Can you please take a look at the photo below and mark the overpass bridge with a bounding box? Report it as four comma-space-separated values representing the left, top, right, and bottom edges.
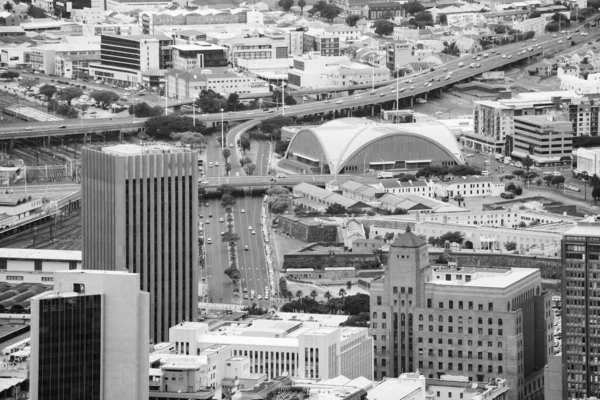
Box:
200, 174, 331, 190
0, 31, 590, 141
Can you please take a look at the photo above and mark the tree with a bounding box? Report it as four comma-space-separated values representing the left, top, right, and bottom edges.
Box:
27, 4, 46, 18
224, 267, 241, 283
543, 175, 553, 186
513, 169, 525, 179
128, 101, 164, 117
196, 89, 228, 114
338, 288, 346, 303
308, 0, 326, 15
270, 199, 289, 214
259, 115, 294, 141
296, 290, 303, 301
90, 90, 120, 109
551, 11, 570, 26
522, 155, 534, 174
19, 78, 37, 90
145, 115, 202, 138
278, 0, 294, 11
0, 70, 18, 80
403, 0, 425, 15
310, 290, 318, 300
298, 0, 306, 14
3, 2, 12, 11
504, 241, 518, 251
227, 93, 241, 112
414, 10, 433, 26
222, 148, 231, 163
56, 104, 79, 119
218, 184, 236, 195
529, 10, 541, 18
321, 4, 341, 21
324, 291, 332, 301
38, 84, 57, 101
384, 232, 395, 242
240, 137, 251, 154
56, 87, 83, 106
545, 22, 560, 32
593, 187, 600, 204
170, 131, 207, 148
221, 193, 236, 207
347, 281, 352, 290
551, 175, 565, 187
225, 163, 232, 176
244, 162, 256, 176
326, 203, 347, 215
591, 174, 600, 189
373, 19, 395, 37
439, 14, 447, 24
240, 156, 252, 166
346, 14, 360, 27
536, 179, 542, 186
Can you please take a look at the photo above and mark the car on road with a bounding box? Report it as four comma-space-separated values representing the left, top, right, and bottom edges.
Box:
354, 94, 361, 98
277, 173, 287, 178
244, 245, 249, 251
207, 238, 212, 244
199, 214, 203, 218
409, 86, 415, 90
265, 294, 269, 300
567, 185, 581, 192
221, 232, 225, 236
229, 143, 234, 148
335, 100, 343, 104
246, 112, 255, 115
208, 213, 212, 217
515, 161, 523, 168
215, 161, 220, 166
209, 162, 213, 167
458, 62, 465, 67
543, 171, 553, 176
248, 226, 253, 230
467, 153, 474, 157
205, 220, 210, 224
59, 125, 67, 128
507, 55, 512, 58
205, 203, 209, 206
252, 230, 256, 235
201, 181, 209, 185
324, 100, 331, 103
501, 192, 516, 199
284, 105, 290, 109
258, 295, 262, 300
552, 171, 562, 177
380, 93, 386, 97
559, 40, 563, 44
219, 217, 224, 222
241, 209, 245, 213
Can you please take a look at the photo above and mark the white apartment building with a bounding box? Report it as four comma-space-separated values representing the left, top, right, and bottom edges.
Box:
29, 43, 100, 75
71, 7, 104, 24
373, 179, 434, 198
288, 54, 389, 89
169, 314, 373, 381
393, 27, 420, 41
0, 249, 81, 285
432, 177, 506, 198
106, 0, 172, 12
576, 147, 600, 176
560, 72, 600, 95
166, 70, 269, 99
446, 12, 485, 25
511, 17, 546, 37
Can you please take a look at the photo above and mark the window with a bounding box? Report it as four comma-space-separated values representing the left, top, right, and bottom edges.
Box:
449, 300, 454, 309
498, 329, 503, 336
419, 314, 423, 321
488, 365, 493, 373
488, 302, 493, 311
373, 312, 377, 319
439, 302, 444, 308
439, 315, 444, 323
459, 301, 463, 309
468, 301, 473, 310
393, 286, 398, 294
427, 299, 432, 308
373, 323, 377, 329
382, 312, 387, 319
498, 342, 503, 348
488, 318, 493, 325
498, 366, 503, 373
498, 319, 503, 326
478, 318, 483, 324
438, 350, 443, 357
0, 259, 6, 270
429, 315, 433, 322
377, 296, 382, 305
498, 353, 503, 361
382, 323, 387, 329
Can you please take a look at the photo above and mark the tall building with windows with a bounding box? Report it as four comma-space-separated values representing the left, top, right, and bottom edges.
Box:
369, 229, 552, 400
29, 270, 149, 400
82, 144, 198, 343
562, 216, 600, 399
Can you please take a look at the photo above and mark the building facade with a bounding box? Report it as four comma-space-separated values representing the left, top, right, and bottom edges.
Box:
562, 216, 600, 399
82, 144, 198, 343
369, 230, 552, 400
30, 270, 149, 400
223, 36, 288, 67
171, 42, 227, 70
303, 31, 341, 57
0, 249, 81, 285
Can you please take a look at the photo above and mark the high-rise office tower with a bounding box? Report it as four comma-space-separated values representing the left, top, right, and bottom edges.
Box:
82, 144, 198, 343
370, 229, 552, 400
30, 270, 149, 400
562, 216, 600, 399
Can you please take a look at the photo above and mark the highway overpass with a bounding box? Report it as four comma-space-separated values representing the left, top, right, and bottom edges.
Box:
0, 30, 592, 141
200, 174, 331, 189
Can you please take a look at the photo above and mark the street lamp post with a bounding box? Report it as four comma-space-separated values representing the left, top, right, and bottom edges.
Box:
282, 82, 286, 116
220, 108, 224, 150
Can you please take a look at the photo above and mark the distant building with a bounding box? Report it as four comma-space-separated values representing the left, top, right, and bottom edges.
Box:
30, 270, 149, 400
53, 0, 103, 19
223, 36, 288, 67
0, 249, 81, 285
165, 69, 269, 99
88, 34, 173, 86
432, 177, 506, 198
366, 1, 404, 20
508, 111, 573, 165
107, 0, 172, 12
139, 9, 260, 35
575, 147, 600, 176
82, 144, 198, 344
370, 230, 552, 400
29, 43, 99, 75
171, 42, 227, 70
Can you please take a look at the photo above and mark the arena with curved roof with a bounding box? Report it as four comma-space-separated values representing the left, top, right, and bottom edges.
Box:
284, 118, 464, 175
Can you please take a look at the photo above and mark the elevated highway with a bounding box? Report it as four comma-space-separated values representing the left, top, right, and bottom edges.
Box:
0, 31, 593, 141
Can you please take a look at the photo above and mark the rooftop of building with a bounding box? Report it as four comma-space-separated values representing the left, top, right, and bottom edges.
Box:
102, 34, 172, 42
367, 374, 425, 400
170, 42, 225, 51
564, 215, 600, 237
0, 195, 40, 207
428, 265, 539, 289
99, 143, 192, 156
391, 229, 425, 248
0, 248, 81, 261
514, 113, 571, 125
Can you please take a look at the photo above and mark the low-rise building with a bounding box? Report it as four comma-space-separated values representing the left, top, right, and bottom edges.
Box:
223, 36, 288, 67
165, 69, 269, 99
0, 249, 81, 285
509, 111, 573, 165
293, 182, 370, 213
366, 1, 404, 20
107, 0, 172, 12
575, 146, 600, 176
54, 53, 101, 79
171, 42, 227, 70
432, 177, 506, 198
168, 315, 373, 381
30, 43, 100, 75
560, 71, 600, 95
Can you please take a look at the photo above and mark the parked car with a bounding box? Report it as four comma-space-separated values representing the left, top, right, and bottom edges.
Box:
501, 192, 516, 199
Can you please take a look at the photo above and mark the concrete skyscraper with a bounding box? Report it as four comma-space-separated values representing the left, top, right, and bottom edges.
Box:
82, 144, 198, 343
30, 270, 149, 400
562, 216, 600, 399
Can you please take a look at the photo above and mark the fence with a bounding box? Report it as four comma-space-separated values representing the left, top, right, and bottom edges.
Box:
526, 184, 597, 206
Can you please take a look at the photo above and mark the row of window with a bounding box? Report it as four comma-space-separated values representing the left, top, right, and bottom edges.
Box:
427, 299, 494, 311
418, 325, 503, 335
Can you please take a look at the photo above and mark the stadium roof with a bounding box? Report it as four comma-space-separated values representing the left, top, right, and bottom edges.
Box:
288, 118, 463, 174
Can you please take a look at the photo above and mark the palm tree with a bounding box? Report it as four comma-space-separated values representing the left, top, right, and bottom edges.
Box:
310, 290, 318, 300
338, 288, 346, 303
324, 291, 332, 302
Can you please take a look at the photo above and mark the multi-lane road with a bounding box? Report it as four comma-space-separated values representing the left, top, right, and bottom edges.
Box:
201, 131, 274, 307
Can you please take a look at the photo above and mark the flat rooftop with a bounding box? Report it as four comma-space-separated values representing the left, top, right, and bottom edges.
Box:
565, 218, 600, 238
0, 248, 81, 261
428, 266, 539, 288
101, 144, 192, 156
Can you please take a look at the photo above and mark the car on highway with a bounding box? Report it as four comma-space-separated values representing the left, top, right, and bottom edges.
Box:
208, 213, 212, 217
215, 161, 220, 166
205, 220, 210, 224
221, 231, 225, 236
201, 180, 209, 185
265, 294, 269, 300
335, 100, 343, 104
209, 162, 213, 167
467, 153, 474, 157
552, 171, 562, 177
244, 294, 248, 299
229, 143, 234, 148
199, 214, 203, 218
567, 185, 581, 192
207, 238, 212, 244
409, 86, 415, 90
219, 217, 224, 222
284, 105, 290, 109
399, 87, 405, 92
246, 112, 255, 115
205, 202, 209, 206
252, 230, 256, 235
508, 55, 512, 58
59, 125, 67, 128
380, 93, 386, 97
258, 294, 262, 300
458, 62, 465, 67
442, 68, 448, 71
241, 209, 245, 213
324, 100, 331, 103
248, 226, 253, 230
354, 94, 361, 98
244, 245, 249, 251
